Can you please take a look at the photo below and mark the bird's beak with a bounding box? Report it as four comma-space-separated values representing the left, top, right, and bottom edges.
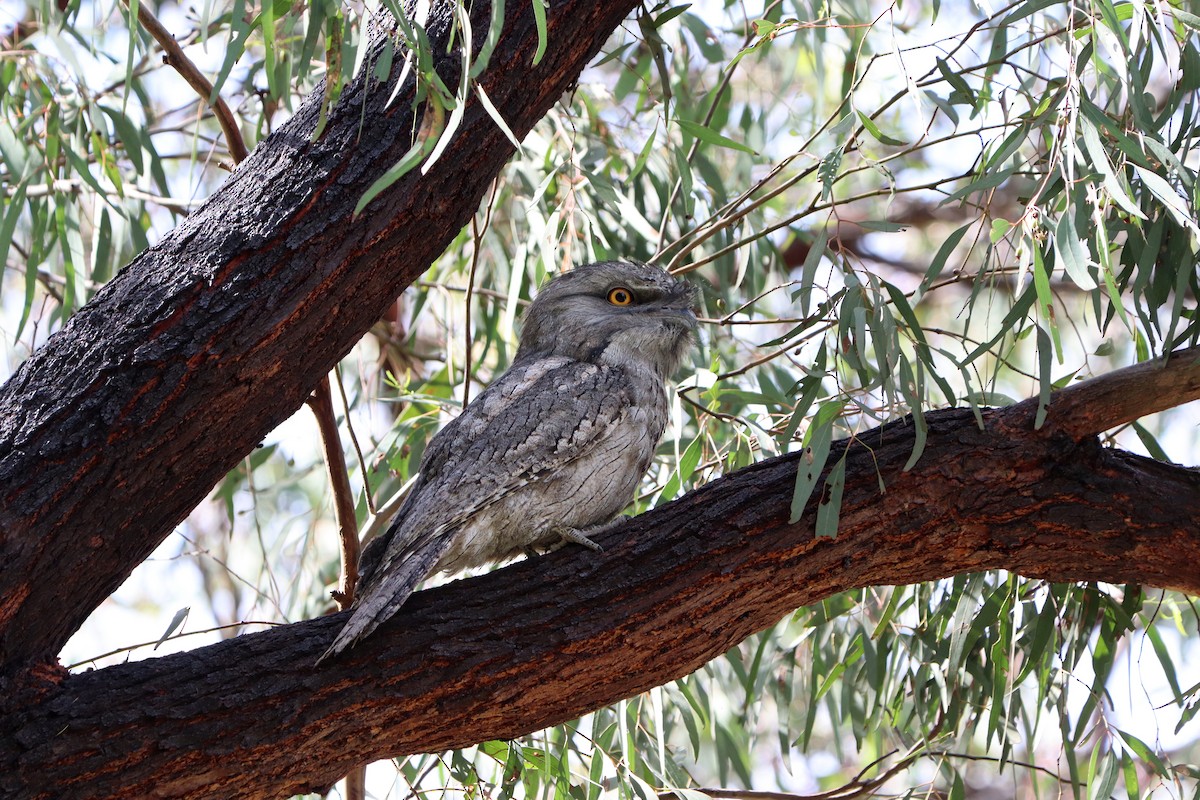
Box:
660, 305, 698, 333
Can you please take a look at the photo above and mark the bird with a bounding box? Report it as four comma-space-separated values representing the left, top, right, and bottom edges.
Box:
318, 260, 698, 662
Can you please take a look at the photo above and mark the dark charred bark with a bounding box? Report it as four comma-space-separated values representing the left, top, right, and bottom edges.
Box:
0, 0, 639, 668
4, 395, 1200, 799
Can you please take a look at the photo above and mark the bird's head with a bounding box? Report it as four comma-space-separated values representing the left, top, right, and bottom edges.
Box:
517, 261, 699, 379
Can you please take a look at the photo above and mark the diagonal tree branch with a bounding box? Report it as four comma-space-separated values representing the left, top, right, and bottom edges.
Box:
0, 0, 642, 669
4, 369, 1198, 797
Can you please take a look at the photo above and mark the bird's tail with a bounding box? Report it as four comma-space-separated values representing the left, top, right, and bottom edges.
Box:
315, 530, 454, 665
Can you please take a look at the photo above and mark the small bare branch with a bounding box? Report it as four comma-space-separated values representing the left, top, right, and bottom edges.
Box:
123, 0, 249, 164
308, 376, 360, 610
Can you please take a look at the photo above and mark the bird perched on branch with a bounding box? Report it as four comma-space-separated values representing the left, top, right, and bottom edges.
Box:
318, 260, 698, 663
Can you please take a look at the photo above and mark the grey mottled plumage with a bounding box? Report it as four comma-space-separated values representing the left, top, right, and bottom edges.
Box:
318, 261, 697, 662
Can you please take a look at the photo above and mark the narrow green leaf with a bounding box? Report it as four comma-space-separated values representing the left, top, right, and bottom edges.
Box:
1117, 730, 1171, 777
814, 456, 845, 537
1078, 116, 1144, 219
918, 222, 970, 296
475, 84, 523, 150
676, 119, 757, 155
871, 587, 906, 640
942, 167, 1017, 204
153, 606, 190, 650
960, 287, 1036, 365
99, 105, 144, 174
654, 3, 692, 27
0, 183, 26, 304
857, 219, 906, 232
658, 435, 704, 501
578, 167, 619, 208
923, 90, 959, 125
935, 57, 974, 102
16, 201, 46, 339
1087, 749, 1119, 800
262, 0, 278, 98
352, 101, 444, 217
530, 0, 547, 66
1130, 421, 1170, 462
1100, 259, 1129, 329
629, 125, 658, 182
856, 110, 906, 146
781, 343, 827, 445
1014, 601, 1056, 685
1135, 165, 1200, 234
210, 0, 250, 103
1032, 241, 1053, 320
789, 400, 839, 523
1034, 325, 1052, 429
373, 35, 395, 82
1054, 209, 1097, 290
61, 145, 110, 200
0, 111, 30, 178
984, 124, 1029, 170
469, 0, 504, 77
1145, 625, 1183, 699
813, 660, 846, 700
54, 201, 75, 318
898, 356, 927, 470
123, 0, 139, 111
947, 575, 983, 671
797, 227, 828, 316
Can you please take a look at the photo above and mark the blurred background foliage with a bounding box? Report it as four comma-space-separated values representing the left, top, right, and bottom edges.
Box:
3, 0, 1200, 796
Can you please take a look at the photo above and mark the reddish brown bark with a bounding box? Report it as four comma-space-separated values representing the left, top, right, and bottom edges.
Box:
3, 386, 1199, 799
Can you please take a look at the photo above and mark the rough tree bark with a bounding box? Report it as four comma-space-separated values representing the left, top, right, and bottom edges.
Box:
0, 0, 640, 668
3, 351, 1200, 799
1, 0, 1199, 796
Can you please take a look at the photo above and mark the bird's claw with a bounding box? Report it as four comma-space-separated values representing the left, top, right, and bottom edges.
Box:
556, 526, 604, 552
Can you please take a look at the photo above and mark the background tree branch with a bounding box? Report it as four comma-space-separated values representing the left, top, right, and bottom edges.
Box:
6, 352, 1199, 799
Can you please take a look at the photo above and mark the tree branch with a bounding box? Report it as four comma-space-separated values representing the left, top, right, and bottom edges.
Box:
5, 386, 1198, 798
0, 0, 642, 669
1033, 345, 1200, 440
307, 375, 360, 609
123, 0, 249, 164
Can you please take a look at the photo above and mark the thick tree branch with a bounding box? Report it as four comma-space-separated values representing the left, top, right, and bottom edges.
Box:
5, 379, 1198, 798
0, 0, 641, 668
1034, 345, 1200, 439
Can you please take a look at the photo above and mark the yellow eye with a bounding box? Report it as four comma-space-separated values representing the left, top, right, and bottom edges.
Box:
607, 287, 634, 306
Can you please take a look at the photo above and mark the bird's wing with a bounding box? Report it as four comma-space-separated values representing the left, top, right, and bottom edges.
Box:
318, 357, 642, 662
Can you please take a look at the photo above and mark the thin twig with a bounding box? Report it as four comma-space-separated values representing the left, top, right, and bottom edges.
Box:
10, 178, 205, 209
307, 376, 360, 610
652, 4, 779, 257
123, 0, 249, 164
66, 620, 285, 668
344, 768, 366, 800
462, 180, 499, 408
334, 364, 375, 515
355, 475, 418, 548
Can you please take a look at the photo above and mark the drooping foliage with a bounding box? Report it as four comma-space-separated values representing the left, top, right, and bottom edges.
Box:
2, 0, 1198, 796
